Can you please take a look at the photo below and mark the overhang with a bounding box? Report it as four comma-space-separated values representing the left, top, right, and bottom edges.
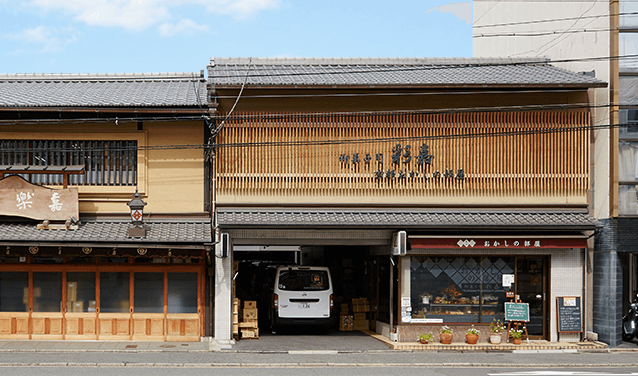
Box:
0, 218, 212, 248
216, 208, 601, 231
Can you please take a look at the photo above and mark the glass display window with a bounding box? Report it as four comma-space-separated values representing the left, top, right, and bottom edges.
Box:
168, 272, 198, 313
410, 256, 514, 323
100, 272, 130, 313
33, 272, 62, 312
134, 272, 164, 313
66, 272, 96, 313
0, 272, 28, 312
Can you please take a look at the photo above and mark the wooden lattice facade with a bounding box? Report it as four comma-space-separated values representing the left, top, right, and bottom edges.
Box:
216, 111, 590, 204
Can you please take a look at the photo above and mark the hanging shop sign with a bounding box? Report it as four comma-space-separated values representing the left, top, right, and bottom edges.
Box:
338, 143, 465, 181
0, 175, 79, 221
410, 237, 587, 249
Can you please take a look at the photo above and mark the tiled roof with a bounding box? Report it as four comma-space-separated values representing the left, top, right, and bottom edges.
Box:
208, 57, 606, 88
0, 218, 211, 245
0, 73, 207, 108
217, 208, 600, 230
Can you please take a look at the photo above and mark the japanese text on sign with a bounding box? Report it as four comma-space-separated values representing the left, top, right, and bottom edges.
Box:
338, 143, 465, 181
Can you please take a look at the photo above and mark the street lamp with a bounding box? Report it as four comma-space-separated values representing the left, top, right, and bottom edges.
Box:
127, 189, 147, 237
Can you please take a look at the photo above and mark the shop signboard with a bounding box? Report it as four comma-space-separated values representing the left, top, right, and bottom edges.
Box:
556, 296, 582, 333
0, 175, 78, 221
504, 302, 530, 322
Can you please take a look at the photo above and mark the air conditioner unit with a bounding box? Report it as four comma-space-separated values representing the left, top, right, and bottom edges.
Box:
392, 231, 407, 256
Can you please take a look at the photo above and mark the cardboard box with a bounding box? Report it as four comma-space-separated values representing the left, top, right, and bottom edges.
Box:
353, 319, 369, 331
88, 300, 96, 312
241, 328, 259, 338
244, 300, 257, 309
72, 301, 84, 312
239, 320, 258, 328
354, 312, 367, 321
243, 308, 258, 320
67, 282, 77, 302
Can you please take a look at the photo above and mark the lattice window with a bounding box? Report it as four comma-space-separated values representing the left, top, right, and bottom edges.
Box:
0, 140, 137, 186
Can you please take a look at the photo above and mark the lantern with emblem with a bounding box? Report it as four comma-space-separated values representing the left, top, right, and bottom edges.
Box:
127, 189, 147, 237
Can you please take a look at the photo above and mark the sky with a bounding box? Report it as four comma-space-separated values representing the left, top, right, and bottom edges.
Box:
0, 1, 472, 75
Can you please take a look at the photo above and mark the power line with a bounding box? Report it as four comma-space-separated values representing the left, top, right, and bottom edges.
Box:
0, 102, 612, 126
2, 118, 629, 154
474, 10, 638, 29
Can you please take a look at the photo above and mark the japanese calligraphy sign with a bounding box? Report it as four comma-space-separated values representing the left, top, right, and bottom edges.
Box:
0, 175, 79, 221
338, 143, 465, 182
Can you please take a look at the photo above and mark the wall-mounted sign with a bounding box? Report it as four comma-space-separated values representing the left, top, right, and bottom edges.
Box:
339, 143, 465, 181
410, 237, 587, 249
0, 175, 79, 221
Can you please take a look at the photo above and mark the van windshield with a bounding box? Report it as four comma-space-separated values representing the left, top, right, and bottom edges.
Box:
277, 270, 330, 291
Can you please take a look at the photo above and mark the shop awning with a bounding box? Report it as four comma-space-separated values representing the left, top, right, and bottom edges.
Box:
0, 217, 212, 248
216, 208, 601, 231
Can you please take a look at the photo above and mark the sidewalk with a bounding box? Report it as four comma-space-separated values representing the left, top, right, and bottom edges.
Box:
0, 331, 613, 353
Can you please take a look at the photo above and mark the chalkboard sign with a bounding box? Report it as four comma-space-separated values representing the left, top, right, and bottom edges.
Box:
557, 296, 582, 333
504, 302, 530, 322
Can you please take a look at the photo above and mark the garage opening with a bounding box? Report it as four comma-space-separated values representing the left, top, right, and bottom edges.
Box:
232, 245, 392, 338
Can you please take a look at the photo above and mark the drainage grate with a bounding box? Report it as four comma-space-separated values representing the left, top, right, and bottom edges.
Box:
125, 345, 138, 349
160, 345, 176, 348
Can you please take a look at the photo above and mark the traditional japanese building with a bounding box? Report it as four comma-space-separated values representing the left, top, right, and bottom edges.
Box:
0, 73, 212, 341
207, 57, 604, 343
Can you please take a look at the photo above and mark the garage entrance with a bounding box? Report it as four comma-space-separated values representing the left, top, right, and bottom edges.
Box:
231, 244, 393, 343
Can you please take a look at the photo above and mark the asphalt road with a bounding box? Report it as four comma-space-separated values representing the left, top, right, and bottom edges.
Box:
0, 366, 637, 376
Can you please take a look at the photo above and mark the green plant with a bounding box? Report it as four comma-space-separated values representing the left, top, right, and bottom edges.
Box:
440, 325, 453, 334
467, 325, 480, 335
489, 319, 504, 333
509, 328, 523, 339
418, 332, 434, 342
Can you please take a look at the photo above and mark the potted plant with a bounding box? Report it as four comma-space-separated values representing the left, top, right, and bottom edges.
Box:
466, 325, 480, 344
418, 332, 434, 344
509, 328, 523, 345
489, 319, 504, 344
440, 325, 453, 344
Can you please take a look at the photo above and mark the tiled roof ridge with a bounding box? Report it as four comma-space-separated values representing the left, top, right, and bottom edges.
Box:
0, 72, 205, 82
210, 57, 550, 66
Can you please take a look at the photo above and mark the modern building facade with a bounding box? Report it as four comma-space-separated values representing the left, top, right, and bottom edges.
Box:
473, 0, 638, 347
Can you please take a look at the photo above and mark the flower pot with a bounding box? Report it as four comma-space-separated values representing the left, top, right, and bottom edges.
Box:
440, 332, 453, 344
489, 333, 502, 344
512, 337, 522, 345
466, 333, 479, 344
419, 339, 429, 344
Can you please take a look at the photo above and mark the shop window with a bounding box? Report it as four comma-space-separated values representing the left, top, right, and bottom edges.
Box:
100, 272, 129, 313
134, 272, 164, 313
0, 272, 28, 312
66, 272, 96, 313
33, 272, 62, 312
168, 273, 197, 314
409, 256, 514, 323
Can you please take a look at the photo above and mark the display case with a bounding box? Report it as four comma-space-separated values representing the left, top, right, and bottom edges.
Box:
409, 256, 513, 323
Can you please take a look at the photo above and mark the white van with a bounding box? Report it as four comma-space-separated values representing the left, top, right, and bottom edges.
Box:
271, 266, 333, 329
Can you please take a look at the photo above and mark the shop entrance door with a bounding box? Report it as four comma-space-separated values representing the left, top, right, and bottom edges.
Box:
516, 257, 548, 339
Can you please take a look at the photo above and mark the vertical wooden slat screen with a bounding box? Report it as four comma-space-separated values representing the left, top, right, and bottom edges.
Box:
216, 111, 590, 200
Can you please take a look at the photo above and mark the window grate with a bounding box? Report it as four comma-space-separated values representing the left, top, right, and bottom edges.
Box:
0, 140, 137, 186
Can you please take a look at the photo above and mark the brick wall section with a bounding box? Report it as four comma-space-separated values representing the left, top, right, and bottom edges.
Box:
593, 218, 623, 347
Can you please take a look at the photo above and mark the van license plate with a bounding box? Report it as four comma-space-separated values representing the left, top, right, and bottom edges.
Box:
298, 303, 311, 309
